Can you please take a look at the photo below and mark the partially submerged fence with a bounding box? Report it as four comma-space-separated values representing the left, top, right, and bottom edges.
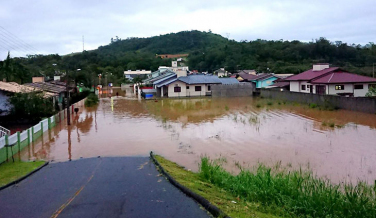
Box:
260, 89, 376, 114
0, 99, 86, 164
211, 83, 255, 97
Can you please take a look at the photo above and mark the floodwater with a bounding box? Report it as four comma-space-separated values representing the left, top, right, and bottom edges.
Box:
19, 88, 376, 184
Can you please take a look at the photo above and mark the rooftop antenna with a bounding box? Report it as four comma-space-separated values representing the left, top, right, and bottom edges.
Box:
82, 35, 84, 51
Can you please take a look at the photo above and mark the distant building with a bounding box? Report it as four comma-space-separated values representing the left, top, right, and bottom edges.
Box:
124, 70, 152, 81
285, 64, 376, 97
214, 68, 228, 77
156, 54, 189, 59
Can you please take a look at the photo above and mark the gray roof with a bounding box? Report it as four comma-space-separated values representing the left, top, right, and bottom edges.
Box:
144, 71, 175, 83
156, 78, 177, 88
177, 75, 222, 84
218, 78, 240, 85
153, 74, 177, 85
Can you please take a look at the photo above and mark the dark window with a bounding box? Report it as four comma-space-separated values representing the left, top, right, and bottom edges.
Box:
174, 87, 181, 92
195, 86, 201, 91
335, 85, 345, 90
301, 85, 306, 90
354, 85, 363, 89
208, 85, 211, 91
186, 86, 189, 89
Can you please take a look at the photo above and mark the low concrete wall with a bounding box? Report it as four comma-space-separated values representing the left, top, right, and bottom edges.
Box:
212, 83, 254, 97
260, 89, 376, 114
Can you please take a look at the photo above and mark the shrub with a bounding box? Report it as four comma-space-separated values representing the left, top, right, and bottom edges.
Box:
8, 92, 55, 120
84, 94, 99, 107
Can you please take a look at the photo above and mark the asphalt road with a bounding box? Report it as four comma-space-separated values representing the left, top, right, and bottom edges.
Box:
0, 157, 211, 218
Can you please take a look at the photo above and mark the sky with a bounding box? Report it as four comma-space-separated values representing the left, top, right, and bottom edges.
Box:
1, 0, 375, 60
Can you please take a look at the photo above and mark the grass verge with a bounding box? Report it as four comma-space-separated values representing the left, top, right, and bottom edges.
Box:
154, 155, 282, 218
0, 161, 45, 187
200, 157, 376, 218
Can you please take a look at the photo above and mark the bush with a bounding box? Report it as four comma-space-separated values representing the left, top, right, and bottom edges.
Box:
84, 94, 99, 107
8, 92, 55, 121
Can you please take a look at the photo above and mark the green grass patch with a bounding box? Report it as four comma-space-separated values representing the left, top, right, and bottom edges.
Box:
200, 157, 376, 218
0, 161, 45, 187
154, 155, 281, 218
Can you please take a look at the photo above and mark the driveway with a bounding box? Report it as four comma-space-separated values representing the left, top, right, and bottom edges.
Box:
0, 157, 210, 218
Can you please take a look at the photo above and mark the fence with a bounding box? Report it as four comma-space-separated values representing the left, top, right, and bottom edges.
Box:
0, 98, 86, 164
260, 89, 376, 114
211, 83, 255, 97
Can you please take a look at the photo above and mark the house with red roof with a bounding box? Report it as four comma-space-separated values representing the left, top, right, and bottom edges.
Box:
285, 64, 376, 97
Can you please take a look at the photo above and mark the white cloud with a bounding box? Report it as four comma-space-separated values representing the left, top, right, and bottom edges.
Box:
1, 0, 375, 59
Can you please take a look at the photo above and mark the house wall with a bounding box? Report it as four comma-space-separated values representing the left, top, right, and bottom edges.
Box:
327, 84, 353, 95
260, 89, 376, 114
0, 90, 10, 113
354, 84, 373, 97
186, 84, 208, 97
168, 81, 187, 97
290, 81, 300, 92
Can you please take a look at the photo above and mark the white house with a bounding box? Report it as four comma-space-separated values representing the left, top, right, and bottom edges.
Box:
286, 64, 376, 97
155, 75, 239, 98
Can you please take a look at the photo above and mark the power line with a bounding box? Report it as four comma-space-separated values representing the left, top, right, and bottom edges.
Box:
0, 26, 41, 53
0, 30, 38, 55
0, 32, 32, 54
0, 38, 29, 57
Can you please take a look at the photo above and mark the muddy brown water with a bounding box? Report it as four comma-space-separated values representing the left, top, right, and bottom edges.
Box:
19, 88, 376, 184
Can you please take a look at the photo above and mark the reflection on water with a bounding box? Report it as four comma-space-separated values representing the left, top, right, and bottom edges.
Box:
19, 88, 376, 184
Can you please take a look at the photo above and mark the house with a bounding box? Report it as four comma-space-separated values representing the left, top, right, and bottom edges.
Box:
236, 72, 278, 88
237, 70, 257, 75
0, 81, 56, 115
285, 64, 376, 97
124, 70, 151, 81
214, 68, 228, 77
156, 75, 225, 97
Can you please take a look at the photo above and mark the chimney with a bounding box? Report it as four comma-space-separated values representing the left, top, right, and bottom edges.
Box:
313, 63, 329, 71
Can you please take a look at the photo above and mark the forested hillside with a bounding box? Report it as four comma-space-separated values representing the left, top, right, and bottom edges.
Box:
1, 30, 375, 86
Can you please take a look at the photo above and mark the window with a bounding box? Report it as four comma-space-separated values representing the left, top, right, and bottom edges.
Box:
301, 85, 306, 90
335, 85, 344, 90
174, 87, 181, 92
354, 85, 363, 90
195, 86, 201, 91
186, 86, 189, 89
208, 85, 211, 91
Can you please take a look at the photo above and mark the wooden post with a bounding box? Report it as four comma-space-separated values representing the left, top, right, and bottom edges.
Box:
5, 135, 8, 161
31, 127, 34, 142
17, 131, 20, 152
48, 117, 51, 130
41, 122, 43, 135
27, 129, 30, 145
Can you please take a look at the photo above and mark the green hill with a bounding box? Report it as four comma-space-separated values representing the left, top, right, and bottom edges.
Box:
2, 30, 376, 86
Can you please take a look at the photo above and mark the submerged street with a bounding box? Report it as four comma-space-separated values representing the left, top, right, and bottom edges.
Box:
17, 88, 376, 184
0, 157, 210, 218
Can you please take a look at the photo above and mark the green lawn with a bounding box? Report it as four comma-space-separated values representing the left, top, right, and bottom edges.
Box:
154, 155, 282, 218
0, 161, 45, 187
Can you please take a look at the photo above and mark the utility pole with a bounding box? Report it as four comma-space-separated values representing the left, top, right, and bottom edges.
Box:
373, 63, 375, 78
82, 35, 84, 52
66, 69, 71, 125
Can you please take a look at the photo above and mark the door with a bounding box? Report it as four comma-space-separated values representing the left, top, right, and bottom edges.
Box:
316, 85, 326, 95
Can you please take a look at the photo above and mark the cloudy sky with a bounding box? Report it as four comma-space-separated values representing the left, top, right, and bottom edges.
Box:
1, 0, 375, 60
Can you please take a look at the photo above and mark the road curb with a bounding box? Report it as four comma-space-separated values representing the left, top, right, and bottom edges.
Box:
0, 161, 49, 191
149, 151, 230, 218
